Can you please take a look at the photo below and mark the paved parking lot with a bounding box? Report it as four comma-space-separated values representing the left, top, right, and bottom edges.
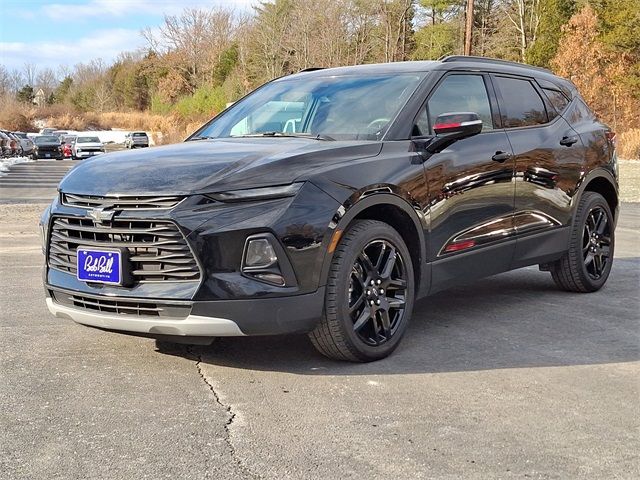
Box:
1, 199, 638, 479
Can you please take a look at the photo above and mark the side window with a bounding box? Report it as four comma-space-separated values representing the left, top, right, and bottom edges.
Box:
494, 76, 548, 128
542, 87, 570, 120
413, 74, 493, 136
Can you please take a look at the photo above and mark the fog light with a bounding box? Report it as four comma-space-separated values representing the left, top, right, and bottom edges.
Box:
254, 273, 285, 286
244, 238, 277, 268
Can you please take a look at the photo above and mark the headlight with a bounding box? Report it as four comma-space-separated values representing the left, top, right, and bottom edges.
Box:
206, 182, 303, 202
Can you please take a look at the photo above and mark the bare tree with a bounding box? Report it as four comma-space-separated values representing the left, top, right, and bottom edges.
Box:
504, 0, 542, 61
23, 63, 38, 87
36, 68, 58, 94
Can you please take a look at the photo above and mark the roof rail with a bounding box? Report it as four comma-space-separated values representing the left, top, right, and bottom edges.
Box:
298, 67, 325, 73
440, 55, 552, 74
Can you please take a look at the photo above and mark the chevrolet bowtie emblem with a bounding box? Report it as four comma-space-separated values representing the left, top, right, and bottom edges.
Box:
88, 207, 115, 224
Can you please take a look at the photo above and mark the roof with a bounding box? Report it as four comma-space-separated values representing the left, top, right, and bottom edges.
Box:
283, 56, 575, 97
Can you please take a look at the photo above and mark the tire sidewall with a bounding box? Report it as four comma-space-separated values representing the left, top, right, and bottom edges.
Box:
574, 193, 615, 290
329, 221, 415, 360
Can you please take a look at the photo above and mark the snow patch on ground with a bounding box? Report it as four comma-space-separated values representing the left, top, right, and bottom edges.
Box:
0, 156, 32, 176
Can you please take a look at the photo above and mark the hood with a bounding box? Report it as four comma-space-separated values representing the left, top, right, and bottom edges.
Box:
58, 137, 382, 196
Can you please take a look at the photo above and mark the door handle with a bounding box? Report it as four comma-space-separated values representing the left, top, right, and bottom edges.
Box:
560, 135, 578, 146
491, 151, 512, 163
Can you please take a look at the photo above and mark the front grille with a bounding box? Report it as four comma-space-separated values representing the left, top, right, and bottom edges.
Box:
51, 290, 191, 318
61, 193, 184, 210
48, 216, 201, 282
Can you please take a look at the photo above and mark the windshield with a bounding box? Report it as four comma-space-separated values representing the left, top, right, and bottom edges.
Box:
77, 136, 100, 143
193, 73, 426, 141
35, 136, 59, 144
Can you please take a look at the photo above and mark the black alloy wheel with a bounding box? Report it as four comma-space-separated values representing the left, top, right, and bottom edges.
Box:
550, 192, 615, 292
348, 239, 408, 346
309, 219, 415, 362
582, 206, 612, 280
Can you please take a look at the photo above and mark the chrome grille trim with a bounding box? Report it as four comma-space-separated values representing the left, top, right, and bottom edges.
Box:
61, 193, 184, 210
48, 216, 201, 282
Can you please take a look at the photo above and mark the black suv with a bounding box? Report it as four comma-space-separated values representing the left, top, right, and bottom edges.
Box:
41, 57, 618, 362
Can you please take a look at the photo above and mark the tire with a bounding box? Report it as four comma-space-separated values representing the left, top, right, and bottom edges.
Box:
309, 219, 415, 362
549, 192, 614, 292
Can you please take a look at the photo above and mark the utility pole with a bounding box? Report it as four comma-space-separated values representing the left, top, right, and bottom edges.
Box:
464, 0, 474, 56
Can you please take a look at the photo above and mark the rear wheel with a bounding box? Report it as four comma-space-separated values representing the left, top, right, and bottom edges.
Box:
309, 220, 415, 362
549, 192, 614, 292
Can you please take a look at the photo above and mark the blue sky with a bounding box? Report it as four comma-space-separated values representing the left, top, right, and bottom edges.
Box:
1, 0, 256, 72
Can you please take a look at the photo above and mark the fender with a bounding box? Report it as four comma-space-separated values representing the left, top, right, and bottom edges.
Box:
572, 166, 619, 226
316, 191, 430, 298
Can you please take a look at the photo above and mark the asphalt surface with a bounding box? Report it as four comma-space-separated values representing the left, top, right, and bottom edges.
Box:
0, 193, 638, 478
0, 160, 75, 204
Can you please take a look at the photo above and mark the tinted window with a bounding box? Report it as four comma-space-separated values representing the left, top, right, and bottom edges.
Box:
542, 88, 569, 119
495, 77, 547, 128
414, 74, 493, 136
198, 73, 425, 141
35, 136, 59, 143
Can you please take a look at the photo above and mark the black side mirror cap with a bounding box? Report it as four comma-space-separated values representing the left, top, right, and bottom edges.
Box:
412, 112, 483, 158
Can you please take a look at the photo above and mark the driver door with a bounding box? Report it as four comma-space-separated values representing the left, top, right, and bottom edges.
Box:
416, 73, 516, 291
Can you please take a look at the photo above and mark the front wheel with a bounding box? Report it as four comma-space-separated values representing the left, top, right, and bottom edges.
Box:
309, 220, 415, 362
549, 192, 614, 292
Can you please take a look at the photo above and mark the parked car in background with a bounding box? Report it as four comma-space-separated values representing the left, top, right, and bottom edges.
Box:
1, 130, 22, 156
32, 135, 62, 160
61, 135, 76, 159
14, 132, 35, 156
53, 131, 69, 141
0, 131, 11, 157
71, 135, 104, 159
7, 132, 23, 156
39, 128, 56, 135
124, 131, 149, 148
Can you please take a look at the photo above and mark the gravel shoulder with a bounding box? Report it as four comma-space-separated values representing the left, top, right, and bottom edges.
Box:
619, 159, 640, 202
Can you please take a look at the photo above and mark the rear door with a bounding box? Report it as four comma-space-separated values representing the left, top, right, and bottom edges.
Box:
491, 74, 583, 267
415, 72, 516, 290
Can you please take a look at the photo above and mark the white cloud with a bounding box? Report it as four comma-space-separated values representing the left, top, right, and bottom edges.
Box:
42, 0, 257, 20
0, 28, 146, 71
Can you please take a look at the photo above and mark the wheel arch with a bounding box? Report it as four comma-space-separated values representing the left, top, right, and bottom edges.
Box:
319, 193, 428, 296
576, 168, 619, 225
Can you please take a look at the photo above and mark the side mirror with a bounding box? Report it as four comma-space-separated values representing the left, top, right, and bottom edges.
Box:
418, 112, 483, 156
433, 112, 483, 138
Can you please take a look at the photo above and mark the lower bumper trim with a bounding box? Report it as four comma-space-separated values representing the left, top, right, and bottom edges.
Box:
46, 298, 246, 337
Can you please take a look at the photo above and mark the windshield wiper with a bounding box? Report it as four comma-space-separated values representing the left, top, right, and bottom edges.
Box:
189, 135, 215, 141
232, 132, 335, 141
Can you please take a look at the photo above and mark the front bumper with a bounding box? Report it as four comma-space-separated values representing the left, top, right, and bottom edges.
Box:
46, 297, 245, 337
43, 182, 338, 338
75, 151, 103, 158
34, 150, 62, 159
46, 286, 325, 337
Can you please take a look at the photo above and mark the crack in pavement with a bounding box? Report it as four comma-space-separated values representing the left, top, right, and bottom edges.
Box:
188, 346, 261, 480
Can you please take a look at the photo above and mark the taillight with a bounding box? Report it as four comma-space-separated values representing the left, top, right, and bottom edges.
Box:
606, 131, 616, 147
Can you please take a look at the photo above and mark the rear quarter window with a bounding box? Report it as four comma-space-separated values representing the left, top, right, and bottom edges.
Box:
542, 88, 570, 120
